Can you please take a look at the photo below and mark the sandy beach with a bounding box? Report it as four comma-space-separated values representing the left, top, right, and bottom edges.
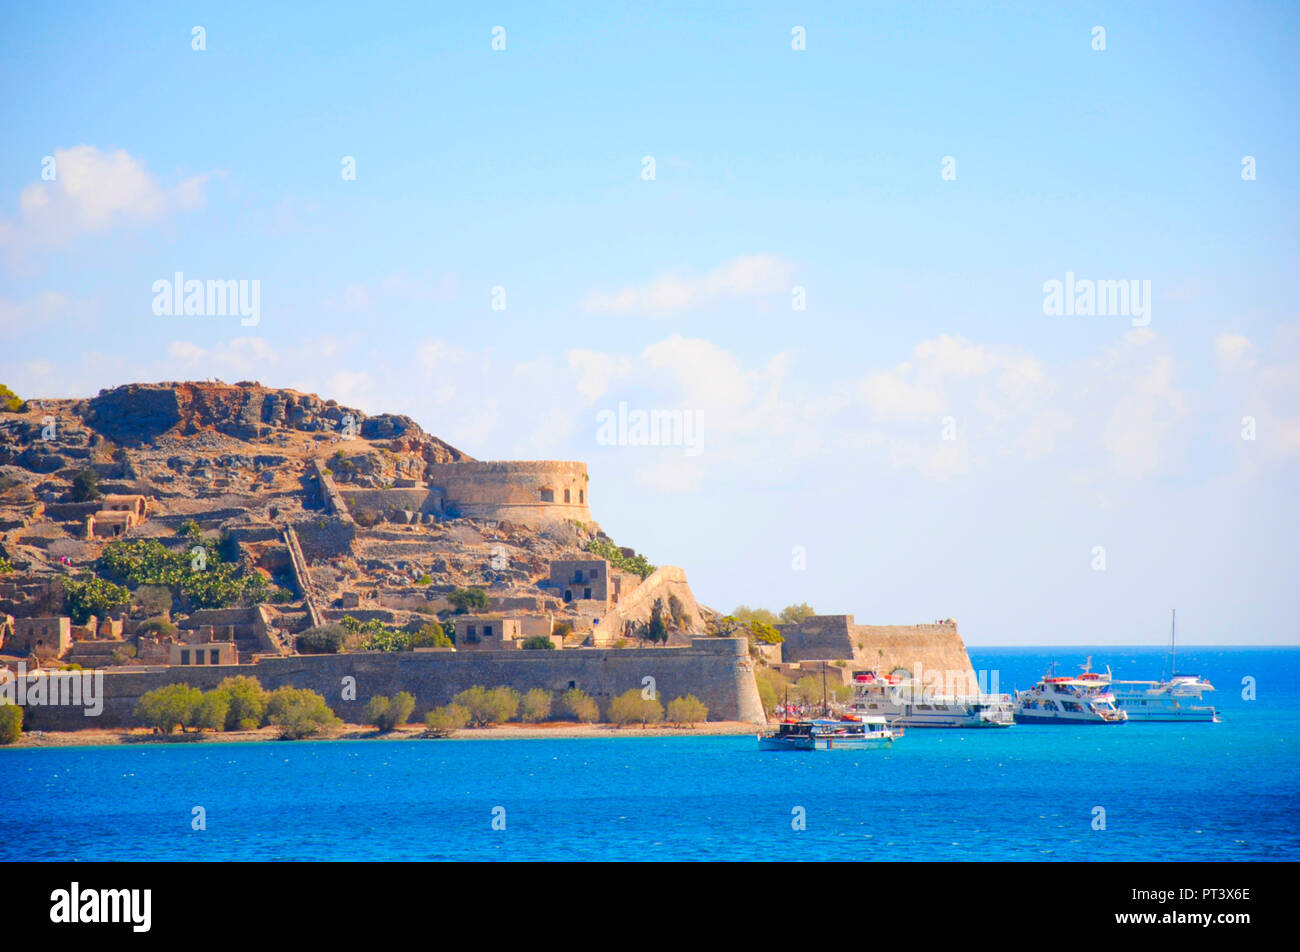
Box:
4, 720, 764, 749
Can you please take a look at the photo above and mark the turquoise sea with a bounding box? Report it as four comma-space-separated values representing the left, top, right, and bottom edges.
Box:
2, 647, 1297, 861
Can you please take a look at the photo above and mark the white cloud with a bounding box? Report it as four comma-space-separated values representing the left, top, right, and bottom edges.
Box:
1214, 333, 1256, 372
581, 254, 796, 315
165, 337, 279, 379
0, 146, 208, 264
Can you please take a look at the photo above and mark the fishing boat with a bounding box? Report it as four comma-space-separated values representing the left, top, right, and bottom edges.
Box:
1111, 610, 1219, 722
758, 716, 897, 751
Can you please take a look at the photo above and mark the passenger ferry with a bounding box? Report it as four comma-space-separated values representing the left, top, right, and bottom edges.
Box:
1111, 611, 1219, 722
1013, 661, 1127, 724
758, 716, 897, 751
847, 673, 1015, 728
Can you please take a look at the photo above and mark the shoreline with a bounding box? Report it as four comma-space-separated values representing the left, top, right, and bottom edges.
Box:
3, 720, 765, 749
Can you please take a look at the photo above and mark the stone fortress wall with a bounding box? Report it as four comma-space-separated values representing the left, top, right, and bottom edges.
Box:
421, 461, 592, 525
17, 637, 766, 730
780, 615, 981, 693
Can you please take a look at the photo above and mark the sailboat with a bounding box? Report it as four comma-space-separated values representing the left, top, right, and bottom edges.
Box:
1111, 610, 1220, 722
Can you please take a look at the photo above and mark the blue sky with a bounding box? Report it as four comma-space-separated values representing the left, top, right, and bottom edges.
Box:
2, 2, 1298, 644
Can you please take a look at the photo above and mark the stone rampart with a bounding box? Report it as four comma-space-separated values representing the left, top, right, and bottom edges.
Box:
422, 460, 591, 525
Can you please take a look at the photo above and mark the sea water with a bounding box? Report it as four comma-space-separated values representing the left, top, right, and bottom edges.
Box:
2, 647, 1296, 861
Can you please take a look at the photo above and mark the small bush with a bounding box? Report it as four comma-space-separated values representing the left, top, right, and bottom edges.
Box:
608, 689, 664, 727
136, 617, 178, 639
365, 691, 416, 732
70, 468, 100, 502
411, 622, 453, 648
424, 703, 469, 734
447, 587, 490, 614
452, 685, 520, 726
520, 689, 552, 722
296, 623, 348, 654
266, 686, 340, 739
135, 683, 203, 734
0, 704, 22, 744
562, 688, 599, 723
133, 585, 174, 617
521, 635, 555, 650
667, 695, 709, 727
213, 676, 268, 731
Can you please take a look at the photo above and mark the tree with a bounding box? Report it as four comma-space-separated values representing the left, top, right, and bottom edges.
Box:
754, 667, 789, 715
779, 603, 816, 625
667, 695, 709, 727
447, 587, 489, 614
521, 635, 555, 650
424, 703, 469, 735
70, 468, 100, 502
0, 704, 21, 744
133, 584, 174, 616
194, 690, 230, 731
644, 599, 669, 644
266, 687, 340, 739
135, 684, 203, 734
749, 620, 784, 645
213, 676, 267, 731
732, 605, 778, 627
608, 689, 664, 727
365, 691, 415, 732
136, 617, 178, 639
562, 688, 599, 723
520, 689, 552, 722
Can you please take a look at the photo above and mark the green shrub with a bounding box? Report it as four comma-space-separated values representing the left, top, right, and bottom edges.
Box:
136, 617, 178, 639
0, 704, 22, 744
194, 691, 230, 731
62, 575, 130, 625
562, 689, 599, 723
754, 667, 788, 715
266, 687, 340, 739
133, 584, 174, 616
296, 623, 348, 654
424, 703, 469, 734
0, 383, 24, 413
608, 689, 664, 727
447, 587, 489, 614
135, 683, 203, 734
667, 695, 709, 726
583, 538, 655, 579
520, 689, 552, 722
411, 623, 453, 648
70, 468, 100, 502
211, 676, 268, 731
452, 685, 521, 727
365, 691, 416, 732
521, 635, 555, 650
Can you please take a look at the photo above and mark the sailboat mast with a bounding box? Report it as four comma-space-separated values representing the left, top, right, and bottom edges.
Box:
1170, 608, 1177, 678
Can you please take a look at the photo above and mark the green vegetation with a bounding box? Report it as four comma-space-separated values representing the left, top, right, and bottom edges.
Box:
424, 703, 469, 734
136, 617, 178, 639
779, 603, 816, 625
562, 688, 599, 723
365, 691, 415, 732
340, 614, 417, 652
132, 584, 174, 616
447, 587, 489, 614
608, 689, 664, 727
754, 667, 789, 715
193, 691, 230, 731
0, 383, 23, 413
266, 686, 340, 739
70, 468, 100, 502
95, 534, 274, 611
62, 575, 131, 624
296, 623, 348, 654
520, 688, 553, 722
583, 538, 655, 580
452, 686, 521, 727
134, 683, 204, 734
211, 676, 268, 731
667, 694, 709, 727
411, 622, 453, 648
0, 704, 22, 744
521, 635, 556, 650
0, 555, 15, 575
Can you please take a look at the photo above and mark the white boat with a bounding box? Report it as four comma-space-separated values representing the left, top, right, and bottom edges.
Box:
1013, 660, 1127, 724
1112, 610, 1219, 722
758, 716, 897, 751
847, 673, 1015, 728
